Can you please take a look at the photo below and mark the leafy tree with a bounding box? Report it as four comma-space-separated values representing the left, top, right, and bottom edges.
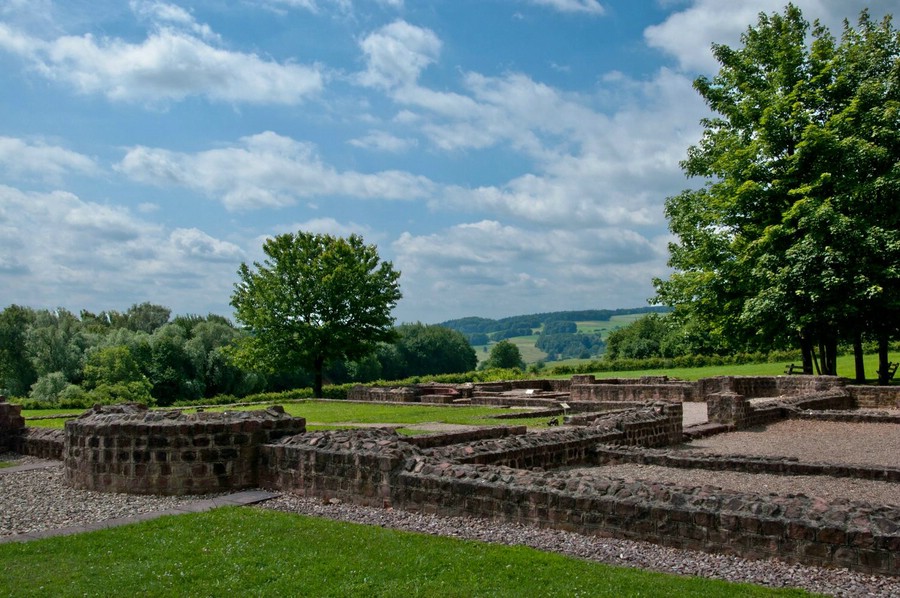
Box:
29, 372, 72, 403
231, 232, 402, 397
0, 305, 37, 396
124, 302, 171, 334
82, 345, 153, 405
542, 321, 577, 335
25, 308, 88, 382
605, 314, 684, 360
483, 340, 525, 370
394, 323, 476, 377
654, 5, 900, 377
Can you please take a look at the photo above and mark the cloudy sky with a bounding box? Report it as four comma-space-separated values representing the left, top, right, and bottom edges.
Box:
0, 0, 892, 324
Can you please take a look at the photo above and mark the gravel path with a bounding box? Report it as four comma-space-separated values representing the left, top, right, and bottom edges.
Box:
0, 461, 226, 538
683, 419, 900, 468
0, 457, 897, 596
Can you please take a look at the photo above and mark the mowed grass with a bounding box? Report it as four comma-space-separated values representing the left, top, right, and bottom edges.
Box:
23, 402, 536, 431
0, 507, 812, 597
579, 351, 900, 382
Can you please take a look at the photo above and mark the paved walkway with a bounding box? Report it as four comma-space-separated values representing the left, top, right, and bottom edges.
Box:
0, 460, 278, 544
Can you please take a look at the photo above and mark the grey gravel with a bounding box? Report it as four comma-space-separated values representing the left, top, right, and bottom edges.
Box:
0, 462, 225, 537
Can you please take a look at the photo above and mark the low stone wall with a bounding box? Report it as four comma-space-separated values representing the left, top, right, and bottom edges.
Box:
570, 383, 694, 403
708, 390, 852, 429
594, 444, 900, 483
847, 385, 900, 409
14, 427, 64, 461
394, 462, 900, 575
259, 428, 420, 507
404, 426, 527, 449
697, 376, 844, 400
64, 404, 305, 495
0, 396, 25, 452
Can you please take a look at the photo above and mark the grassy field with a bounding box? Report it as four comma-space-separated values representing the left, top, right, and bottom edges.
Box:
0, 506, 811, 597
473, 314, 646, 366
23, 402, 538, 431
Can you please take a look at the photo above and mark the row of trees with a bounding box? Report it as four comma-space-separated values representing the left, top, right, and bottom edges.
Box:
654, 5, 900, 383
0, 302, 480, 405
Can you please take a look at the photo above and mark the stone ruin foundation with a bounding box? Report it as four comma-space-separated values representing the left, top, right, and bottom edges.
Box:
2, 376, 900, 576
63, 403, 306, 495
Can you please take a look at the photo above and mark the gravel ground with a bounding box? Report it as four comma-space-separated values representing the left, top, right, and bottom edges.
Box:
0, 460, 225, 538
683, 419, 900, 468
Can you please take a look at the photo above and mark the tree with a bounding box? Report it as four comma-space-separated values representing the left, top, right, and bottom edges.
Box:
483, 340, 525, 370
231, 232, 402, 397
0, 305, 37, 396
25, 308, 88, 382
124, 302, 171, 334
654, 5, 900, 377
394, 323, 477, 377
82, 345, 153, 405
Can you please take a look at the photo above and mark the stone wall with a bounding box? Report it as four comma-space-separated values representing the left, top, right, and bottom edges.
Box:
570, 383, 695, 403
64, 404, 305, 495
697, 376, 844, 400
259, 428, 420, 507
15, 427, 64, 460
0, 396, 25, 452
708, 390, 853, 429
404, 426, 527, 449
394, 461, 900, 575
847, 385, 900, 409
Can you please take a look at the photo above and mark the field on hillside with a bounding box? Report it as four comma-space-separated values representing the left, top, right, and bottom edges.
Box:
472, 313, 645, 366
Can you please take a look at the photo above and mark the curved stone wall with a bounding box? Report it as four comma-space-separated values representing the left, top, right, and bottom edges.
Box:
64, 403, 305, 495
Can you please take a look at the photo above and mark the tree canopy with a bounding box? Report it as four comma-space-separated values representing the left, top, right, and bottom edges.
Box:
230, 232, 402, 397
654, 4, 900, 380
483, 340, 526, 370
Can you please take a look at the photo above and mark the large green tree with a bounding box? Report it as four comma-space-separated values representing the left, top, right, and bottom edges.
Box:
231, 232, 402, 397
654, 5, 899, 378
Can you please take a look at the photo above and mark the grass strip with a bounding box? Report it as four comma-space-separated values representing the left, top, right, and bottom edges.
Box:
0, 507, 814, 597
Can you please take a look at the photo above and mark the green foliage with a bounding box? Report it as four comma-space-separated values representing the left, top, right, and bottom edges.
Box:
483, 340, 526, 370
28, 372, 73, 403
654, 6, 900, 374
25, 308, 89, 382
0, 305, 37, 396
393, 323, 477, 377
605, 313, 686, 360
535, 332, 604, 361
82, 346, 153, 405
230, 232, 402, 397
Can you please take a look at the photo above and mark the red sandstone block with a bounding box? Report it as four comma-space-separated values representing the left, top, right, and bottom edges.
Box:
858, 550, 889, 572
759, 520, 785, 538
800, 541, 832, 559
817, 527, 848, 545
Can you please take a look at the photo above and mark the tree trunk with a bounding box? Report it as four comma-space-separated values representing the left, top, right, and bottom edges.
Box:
313, 354, 324, 398
853, 334, 866, 383
800, 332, 815, 375
878, 336, 890, 386
821, 335, 838, 376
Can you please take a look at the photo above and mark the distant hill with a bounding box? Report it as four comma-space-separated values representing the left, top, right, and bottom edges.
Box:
439, 307, 670, 364
438, 307, 668, 335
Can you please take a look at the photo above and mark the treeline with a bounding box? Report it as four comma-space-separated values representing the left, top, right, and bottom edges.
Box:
0, 304, 477, 407
440, 307, 666, 361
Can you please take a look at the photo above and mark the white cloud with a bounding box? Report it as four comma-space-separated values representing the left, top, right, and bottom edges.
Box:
130, 0, 220, 42
349, 130, 418, 153
0, 184, 246, 314
645, 0, 897, 74
527, 0, 605, 15
117, 131, 435, 210
0, 20, 323, 105
0, 137, 98, 183
357, 20, 441, 89
392, 221, 667, 321
290, 217, 373, 238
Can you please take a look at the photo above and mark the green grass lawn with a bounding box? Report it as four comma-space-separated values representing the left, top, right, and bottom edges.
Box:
0, 507, 813, 597
24, 402, 537, 431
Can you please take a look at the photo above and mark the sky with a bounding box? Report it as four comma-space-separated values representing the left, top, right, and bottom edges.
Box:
0, 0, 894, 324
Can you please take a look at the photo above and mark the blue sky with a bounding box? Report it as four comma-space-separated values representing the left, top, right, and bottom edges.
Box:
0, 0, 893, 324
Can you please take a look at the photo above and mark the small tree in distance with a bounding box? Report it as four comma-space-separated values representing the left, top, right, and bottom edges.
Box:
484, 340, 526, 370
230, 232, 402, 397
